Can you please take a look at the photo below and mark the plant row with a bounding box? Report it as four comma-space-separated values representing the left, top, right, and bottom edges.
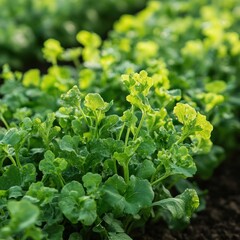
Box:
0, 0, 239, 239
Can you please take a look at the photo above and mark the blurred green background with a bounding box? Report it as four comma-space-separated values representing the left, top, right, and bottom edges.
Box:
0, 0, 147, 69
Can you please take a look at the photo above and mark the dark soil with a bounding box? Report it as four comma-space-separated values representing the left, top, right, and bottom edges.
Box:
138, 153, 240, 240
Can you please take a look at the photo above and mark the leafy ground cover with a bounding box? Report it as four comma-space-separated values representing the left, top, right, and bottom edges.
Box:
0, 0, 239, 239
0, 72, 208, 239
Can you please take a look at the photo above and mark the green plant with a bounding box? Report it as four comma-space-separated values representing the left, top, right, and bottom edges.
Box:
0, 1, 239, 238
0, 70, 213, 239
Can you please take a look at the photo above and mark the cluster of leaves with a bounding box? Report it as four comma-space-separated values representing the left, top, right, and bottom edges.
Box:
104, 0, 240, 154
57, 0, 239, 178
0, 71, 211, 239
0, 0, 147, 68
0, 0, 239, 239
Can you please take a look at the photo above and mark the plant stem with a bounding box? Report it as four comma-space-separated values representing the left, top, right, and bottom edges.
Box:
112, 157, 118, 174
3, 146, 16, 166
118, 123, 125, 140
151, 173, 170, 186
14, 148, 22, 168
134, 111, 145, 140
78, 105, 89, 125
123, 163, 129, 183
125, 127, 131, 147
58, 174, 66, 188
7, 154, 17, 166
0, 116, 10, 129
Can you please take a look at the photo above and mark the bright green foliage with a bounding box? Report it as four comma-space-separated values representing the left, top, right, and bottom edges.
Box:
42, 39, 64, 65
59, 181, 97, 225
85, 93, 107, 111
22, 69, 41, 87
76, 31, 102, 48
174, 103, 213, 141
0, 0, 239, 238
0, 80, 207, 239
104, 0, 240, 152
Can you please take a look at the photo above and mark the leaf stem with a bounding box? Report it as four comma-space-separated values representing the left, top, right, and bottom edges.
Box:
7, 154, 17, 166
78, 105, 89, 125
125, 127, 131, 147
134, 111, 145, 140
123, 163, 129, 184
58, 174, 66, 188
151, 173, 170, 186
14, 148, 22, 168
0, 116, 10, 129
3, 146, 16, 166
118, 122, 125, 140
113, 158, 118, 175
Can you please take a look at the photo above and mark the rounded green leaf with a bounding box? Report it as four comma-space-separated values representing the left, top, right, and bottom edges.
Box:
84, 93, 106, 111
7, 199, 40, 232
173, 103, 196, 124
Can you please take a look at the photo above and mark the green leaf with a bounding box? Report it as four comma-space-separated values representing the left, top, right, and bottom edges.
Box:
103, 214, 125, 233
153, 189, 199, 229
43, 224, 64, 240
122, 71, 153, 97
137, 135, 156, 158
58, 135, 77, 153
103, 175, 154, 216
108, 232, 133, 240
204, 93, 224, 112
100, 115, 120, 135
105, 175, 127, 196
69, 232, 83, 240
84, 93, 107, 111
21, 117, 33, 131
59, 181, 97, 225
61, 85, 81, 107
42, 39, 63, 64
59, 181, 85, 223
0, 165, 21, 190
205, 80, 227, 93
113, 152, 129, 167
6, 199, 39, 232
82, 172, 102, 195
126, 95, 144, 110
102, 175, 127, 215
25, 182, 58, 207
121, 109, 138, 128
76, 31, 101, 48
79, 69, 96, 90
22, 69, 40, 87
173, 103, 213, 140
173, 103, 196, 125
77, 197, 97, 226
124, 176, 154, 215
89, 138, 124, 158
8, 186, 22, 199
136, 160, 156, 179
1, 128, 26, 147
20, 163, 37, 188
170, 145, 196, 178
195, 113, 213, 139
39, 150, 68, 176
